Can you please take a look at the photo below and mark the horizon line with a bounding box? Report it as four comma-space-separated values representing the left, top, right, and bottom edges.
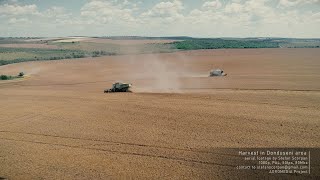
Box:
1, 36, 320, 40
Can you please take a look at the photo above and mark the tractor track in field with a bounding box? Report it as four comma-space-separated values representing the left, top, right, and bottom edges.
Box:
0, 80, 109, 87
0, 131, 238, 167
0, 130, 237, 158
1, 133, 314, 178
1, 92, 318, 111
0, 107, 61, 127
2, 80, 320, 92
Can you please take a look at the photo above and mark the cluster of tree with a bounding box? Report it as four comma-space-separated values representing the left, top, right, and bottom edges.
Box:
0, 72, 24, 80
171, 39, 280, 50
102, 36, 193, 41
92, 51, 117, 57
0, 75, 13, 80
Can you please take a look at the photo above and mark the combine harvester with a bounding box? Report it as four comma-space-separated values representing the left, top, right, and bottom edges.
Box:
104, 82, 132, 93
209, 69, 227, 77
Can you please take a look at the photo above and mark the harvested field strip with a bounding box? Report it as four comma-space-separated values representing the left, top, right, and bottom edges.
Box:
0, 131, 237, 167
1, 80, 109, 87
4, 79, 320, 92
0, 107, 61, 127
0, 130, 236, 157
183, 87, 320, 92
0, 44, 59, 49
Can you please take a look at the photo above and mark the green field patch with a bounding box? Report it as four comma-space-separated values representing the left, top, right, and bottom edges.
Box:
51, 41, 176, 54
52, 41, 120, 52
0, 52, 38, 61
0, 47, 88, 66
279, 40, 320, 48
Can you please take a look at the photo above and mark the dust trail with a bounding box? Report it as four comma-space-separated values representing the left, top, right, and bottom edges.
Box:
104, 47, 212, 93
18, 63, 44, 76
0, 62, 44, 77
127, 53, 196, 93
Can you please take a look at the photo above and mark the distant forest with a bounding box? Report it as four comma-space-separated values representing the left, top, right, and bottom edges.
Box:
170, 39, 279, 50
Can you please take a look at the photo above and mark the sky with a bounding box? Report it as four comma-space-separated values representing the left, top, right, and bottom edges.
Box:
0, 0, 319, 37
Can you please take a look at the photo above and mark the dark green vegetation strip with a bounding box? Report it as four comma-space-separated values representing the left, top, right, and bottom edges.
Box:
0, 74, 23, 81
170, 39, 280, 50
170, 38, 320, 50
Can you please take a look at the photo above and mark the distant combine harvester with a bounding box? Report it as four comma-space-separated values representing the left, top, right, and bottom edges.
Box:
209, 69, 227, 77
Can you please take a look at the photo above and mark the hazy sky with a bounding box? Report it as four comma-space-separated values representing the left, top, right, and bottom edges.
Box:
0, 0, 319, 37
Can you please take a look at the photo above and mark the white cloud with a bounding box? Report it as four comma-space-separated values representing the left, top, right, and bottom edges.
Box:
141, 0, 183, 18
0, 3, 39, 16
8, 17, 30, 24
80, 0, 137, 24
225, 2, 243, 13
279, 0, 320, 7
311, 12, 320, 22
44, 7, 66, 17
0, 0, 319, 37
202, 0, 222, 9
